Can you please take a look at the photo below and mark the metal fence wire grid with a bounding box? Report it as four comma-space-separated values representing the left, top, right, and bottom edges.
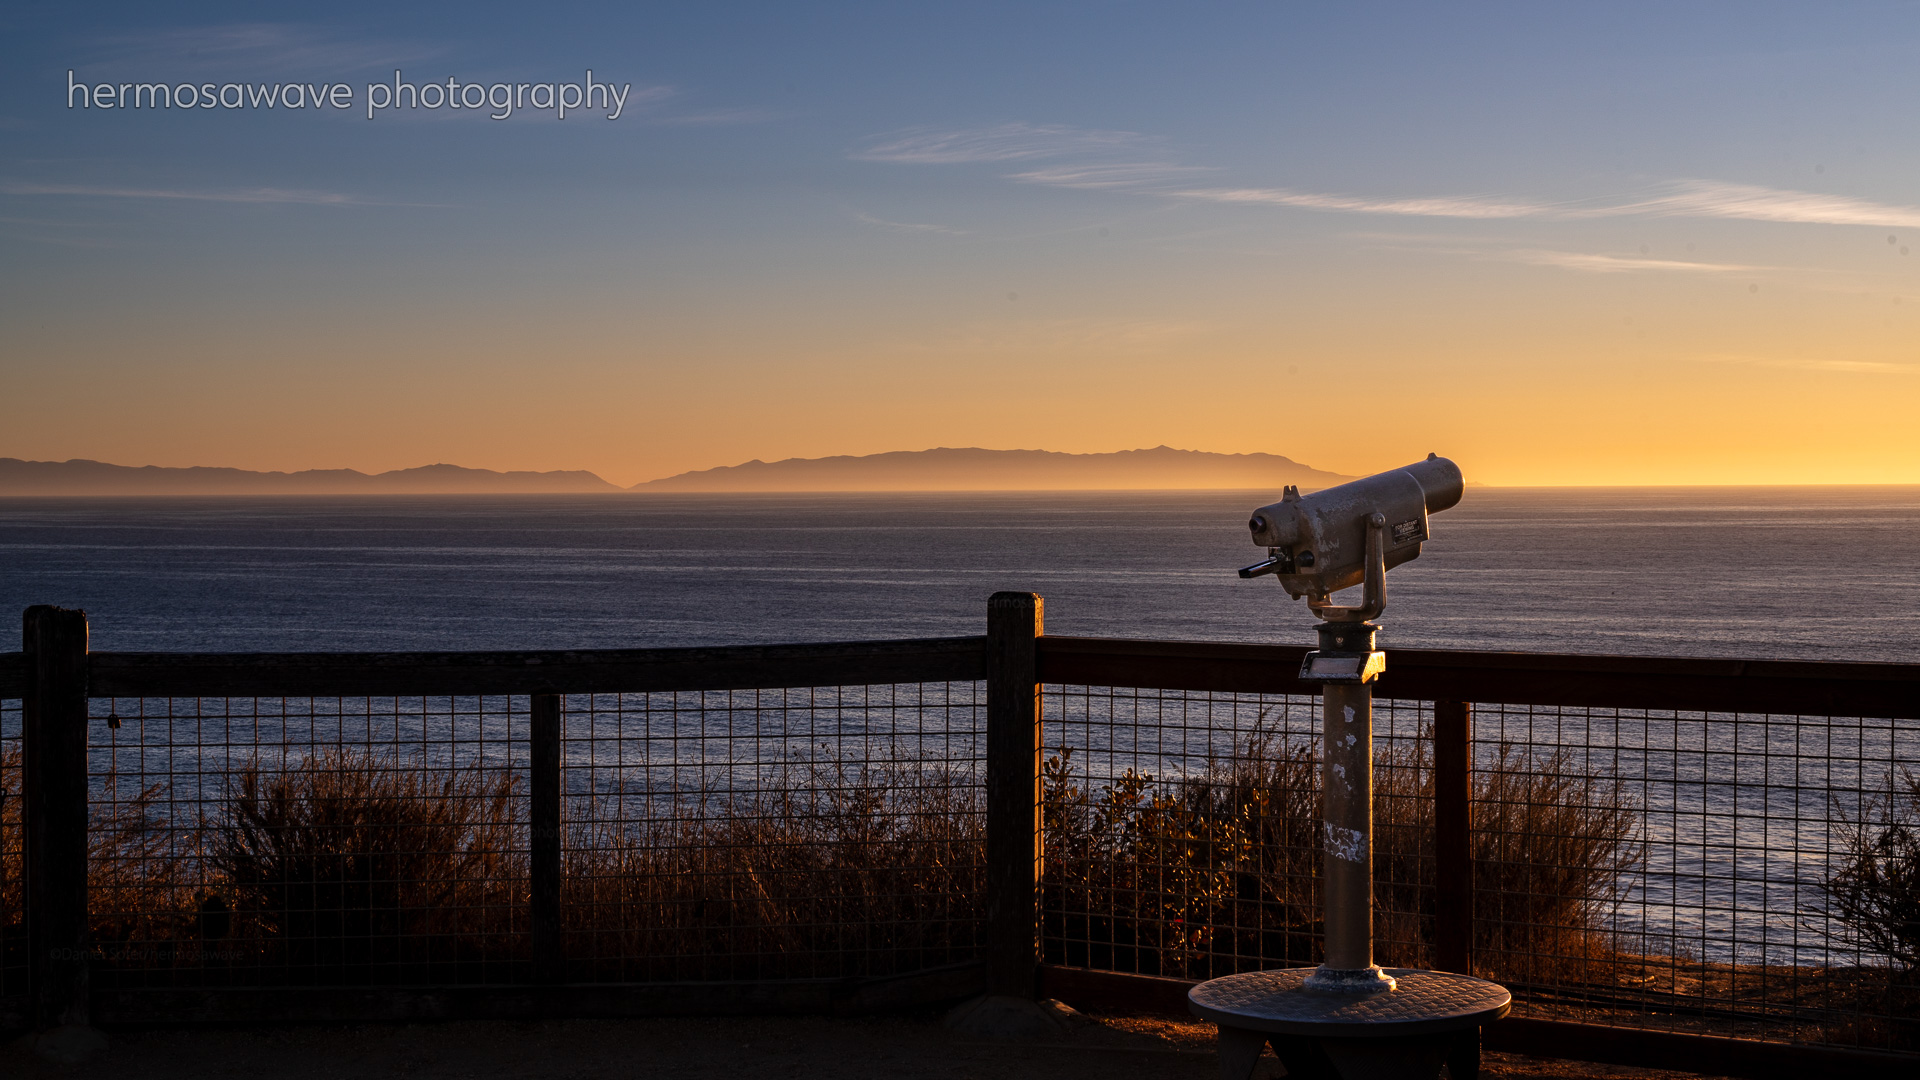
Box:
3, 602, 1917, 1072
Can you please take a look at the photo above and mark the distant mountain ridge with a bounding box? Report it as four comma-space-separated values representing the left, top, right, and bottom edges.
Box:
0, 447, 1354, 495
0, 459, 622, 495
631, 446, 1353, 492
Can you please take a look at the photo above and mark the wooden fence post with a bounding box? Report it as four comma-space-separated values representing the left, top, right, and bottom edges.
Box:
23, 605, 91, 1030
1434, 699, 1478, 1079
530, 693, 562, 984
985, 592, 1043, 998
1433, 700, 1473, 975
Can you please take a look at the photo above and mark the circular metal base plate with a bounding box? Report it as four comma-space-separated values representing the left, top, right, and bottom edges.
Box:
1188, 968, 1511, 1038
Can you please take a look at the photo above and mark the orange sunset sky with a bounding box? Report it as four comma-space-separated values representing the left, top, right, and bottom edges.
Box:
4, 5, 1918, 488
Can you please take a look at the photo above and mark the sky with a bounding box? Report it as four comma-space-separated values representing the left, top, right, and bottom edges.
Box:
2, 2, 1918, 487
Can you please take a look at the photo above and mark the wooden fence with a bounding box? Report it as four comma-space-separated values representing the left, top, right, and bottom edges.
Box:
2, 596, 1917, 1079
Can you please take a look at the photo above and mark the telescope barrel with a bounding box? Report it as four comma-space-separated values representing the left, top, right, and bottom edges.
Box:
1401, 454, 1465, 514
1246, 454, 1461, 603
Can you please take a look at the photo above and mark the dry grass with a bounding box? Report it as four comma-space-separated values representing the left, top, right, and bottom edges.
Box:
1041, 722, 1642, 985
88, 775, 199, 968
1470, 741, 1644, 986
1820, 768, 1920, 969
1, 744, 21, 990
7, 720, 1883, 1048
1809, 766, 1920, 1050
0, 722, 1902, 1051
68, 749, 979, 986
75, 749, 525, 986
559, 759, 984, 982
206, 749, 524, 982
20, 732, 1638, 989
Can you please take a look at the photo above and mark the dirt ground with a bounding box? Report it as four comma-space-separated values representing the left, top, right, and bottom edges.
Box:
1, 1010, 1741, 1080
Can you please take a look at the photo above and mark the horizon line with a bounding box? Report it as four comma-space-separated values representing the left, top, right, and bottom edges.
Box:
4, 454, 1914, 491
6, 482, 1920, 495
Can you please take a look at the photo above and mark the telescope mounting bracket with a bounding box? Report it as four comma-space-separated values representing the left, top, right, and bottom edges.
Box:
1306, 513, 1388, 623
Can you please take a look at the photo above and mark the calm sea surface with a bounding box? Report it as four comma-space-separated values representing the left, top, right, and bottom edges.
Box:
2, 486, 1918, 659
3, 488, 1918, 968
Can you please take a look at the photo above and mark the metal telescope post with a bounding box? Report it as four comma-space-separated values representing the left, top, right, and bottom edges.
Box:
1196, 459, 1508, 1080
1297, 514, 1395, 995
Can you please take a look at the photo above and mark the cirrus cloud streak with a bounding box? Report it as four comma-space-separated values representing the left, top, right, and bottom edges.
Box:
1702, 355, 1915, 374
857, 124, 1920, 230
1, 182, 364, 205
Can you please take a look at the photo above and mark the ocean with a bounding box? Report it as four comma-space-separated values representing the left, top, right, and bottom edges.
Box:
3, 487, 1918, 968
2, 486, 1918, 660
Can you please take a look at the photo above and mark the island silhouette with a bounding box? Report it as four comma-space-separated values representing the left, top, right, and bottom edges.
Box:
0, 447, 1352, 495
631, 446, 1352, 492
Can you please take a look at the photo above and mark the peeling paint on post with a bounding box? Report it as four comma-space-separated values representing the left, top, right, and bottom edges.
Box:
1323, 822, 1368, 863
1319, 679, 1375, 972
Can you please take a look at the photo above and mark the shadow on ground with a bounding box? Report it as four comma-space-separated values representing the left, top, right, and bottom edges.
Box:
1, 1012, 1737, 1080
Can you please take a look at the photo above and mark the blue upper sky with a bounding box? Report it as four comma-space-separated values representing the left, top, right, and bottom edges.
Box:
4, 2, 1918, 484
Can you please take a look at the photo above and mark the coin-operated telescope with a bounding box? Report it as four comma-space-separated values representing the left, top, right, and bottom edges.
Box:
1240, 454, 1463, 623
1238, 455, 1464, 996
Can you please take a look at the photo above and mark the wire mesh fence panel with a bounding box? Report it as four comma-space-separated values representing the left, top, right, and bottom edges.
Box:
11, 626, 1912, 1059
1042, 688, 1920, 1054
87, 695, 531, 988
1, 697, 22, 1003
558, 681, 986, 984
1040, 685, 1435, 981
1471, 704, 1920, 1053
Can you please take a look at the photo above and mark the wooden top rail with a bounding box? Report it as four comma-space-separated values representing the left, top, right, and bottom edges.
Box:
77, 636, 988, 698
1, 633, 1915, 718
1035, 636, 1920, 720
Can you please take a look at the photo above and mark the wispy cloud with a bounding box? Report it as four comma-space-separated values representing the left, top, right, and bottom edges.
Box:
854, 123, 1150, 165
0, 214, 107, 227
2, 182, 366, 205
857, 124, 1204, 201
1171, 179, 1920, 228
850, 211, 966, 236
5, 233, 120, 250
858, 124, 1920, 231
1352, 232, 1778, 275
612, 85, 678, 108
1703, 355, 1915, 374
583, 88, 776, 127
79, 23, 445, 77
646, 106, 774, 126
1497, 249, 1769, 274
1605, 180, 1920, 229
1168, 186, 1556, 219
1009, 163, 1218, 189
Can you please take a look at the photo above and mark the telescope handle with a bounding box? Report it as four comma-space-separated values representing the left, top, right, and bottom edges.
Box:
1238, 556, 1284, 580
